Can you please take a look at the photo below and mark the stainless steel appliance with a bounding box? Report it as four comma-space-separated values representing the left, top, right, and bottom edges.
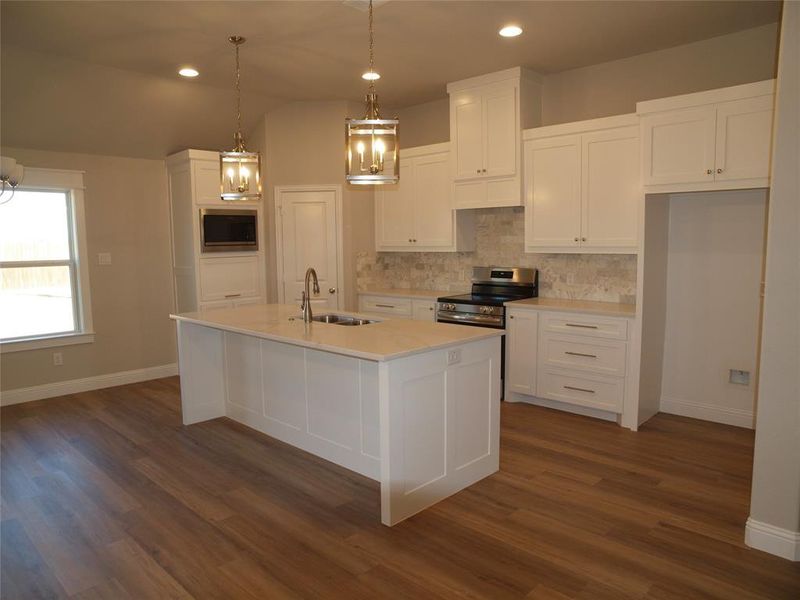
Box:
200, 208, 258, 253
438, 267, 538, 398
437, 267, 538, 329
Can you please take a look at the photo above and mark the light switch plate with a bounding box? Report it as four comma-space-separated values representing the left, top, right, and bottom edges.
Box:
98, 252, 112, 265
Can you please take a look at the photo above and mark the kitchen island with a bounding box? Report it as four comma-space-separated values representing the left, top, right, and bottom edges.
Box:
170, 303, 502, 526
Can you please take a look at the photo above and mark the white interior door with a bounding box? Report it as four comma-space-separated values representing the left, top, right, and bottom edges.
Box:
277, 187, 341, 311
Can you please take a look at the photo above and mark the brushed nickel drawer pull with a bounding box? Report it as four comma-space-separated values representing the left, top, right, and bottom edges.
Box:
375, 303, 395, 309
564, 385, 595, 394
565, 323, 598, 329
224, 293, 242, 298
565, 351, 597, 358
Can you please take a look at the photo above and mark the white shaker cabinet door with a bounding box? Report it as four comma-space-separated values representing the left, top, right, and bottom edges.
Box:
413, 152, 454, 248
506, 309, 538, 396
641, 107, 716, 186
525, 135, 581, 250
714, 95, 774, 183
581, 126, 640, 249
411, 299, 437, 322
483, 83, 517, 178
451, 89, 484, 179
375, 163, 416, 249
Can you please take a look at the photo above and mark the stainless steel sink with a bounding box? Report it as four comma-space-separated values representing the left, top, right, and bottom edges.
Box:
312, 314, 375, 326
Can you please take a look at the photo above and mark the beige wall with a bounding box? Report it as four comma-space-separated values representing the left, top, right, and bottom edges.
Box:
542, 23, 778, 124
748, 1, 800, 552
660, 190, 766, 425
393, 24, 779, 147
0, 147, 176, 391
253, 100, 374, 310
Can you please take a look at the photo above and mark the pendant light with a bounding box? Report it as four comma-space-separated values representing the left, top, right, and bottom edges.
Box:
220, 35, 262, 201
345, 0, 399, 185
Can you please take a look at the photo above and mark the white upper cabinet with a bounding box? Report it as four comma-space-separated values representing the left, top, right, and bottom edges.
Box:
523, 115, 640, 254
375, 144, 475, 252
638, 80, 774, 193
447, 68, 542, 210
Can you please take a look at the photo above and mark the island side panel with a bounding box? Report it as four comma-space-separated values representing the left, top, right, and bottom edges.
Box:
175, 320, 226, 425
222, 333, 381, 481
379, 336, 501, 526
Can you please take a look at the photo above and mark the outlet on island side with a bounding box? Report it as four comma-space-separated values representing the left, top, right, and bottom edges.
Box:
447, 348, 462, 365
52, 352, 63, 366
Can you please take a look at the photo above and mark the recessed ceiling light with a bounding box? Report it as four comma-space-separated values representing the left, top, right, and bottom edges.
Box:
499, 25, 523, 38
362, 71, 381, 81
178, 67, 199, 78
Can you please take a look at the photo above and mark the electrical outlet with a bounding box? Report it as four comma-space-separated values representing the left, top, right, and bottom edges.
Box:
729, 369, 750, 386
447, 348, 461, 365
98, 252, 112, 265
52, 352, 63, 366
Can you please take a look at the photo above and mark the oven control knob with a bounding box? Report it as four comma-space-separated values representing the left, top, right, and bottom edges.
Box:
447, 303, 456, 311
480, 306, 492, 314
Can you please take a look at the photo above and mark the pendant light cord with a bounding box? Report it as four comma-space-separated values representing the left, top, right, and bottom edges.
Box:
368, 0, 375, 94
235, 40, 242, 148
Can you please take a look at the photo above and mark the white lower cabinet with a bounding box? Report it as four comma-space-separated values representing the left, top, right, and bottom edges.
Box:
505, 308, 631, 416
506, 309, 538, 395
358, 294, 438, 322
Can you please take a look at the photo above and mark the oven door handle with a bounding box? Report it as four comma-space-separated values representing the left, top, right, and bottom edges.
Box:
437, 313, 503, 327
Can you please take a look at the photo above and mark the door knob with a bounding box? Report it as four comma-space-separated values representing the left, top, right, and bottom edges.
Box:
329, 287, 336, 294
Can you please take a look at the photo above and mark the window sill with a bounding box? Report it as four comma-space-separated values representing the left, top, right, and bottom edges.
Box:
0, 332, 95, 354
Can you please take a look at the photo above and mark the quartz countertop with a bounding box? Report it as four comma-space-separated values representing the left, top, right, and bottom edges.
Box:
170, 304, 502, 362
504, 297, 636, 318
358, 288, 460, 300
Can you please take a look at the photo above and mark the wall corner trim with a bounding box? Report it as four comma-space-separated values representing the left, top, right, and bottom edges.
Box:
745, 518, 800, 561
0, 363, 178, 406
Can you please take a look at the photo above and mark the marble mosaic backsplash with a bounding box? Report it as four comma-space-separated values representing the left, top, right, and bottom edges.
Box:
356, 207, 638, 304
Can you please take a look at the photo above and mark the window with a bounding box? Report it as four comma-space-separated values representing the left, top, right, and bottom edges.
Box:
0, 168, 93, 352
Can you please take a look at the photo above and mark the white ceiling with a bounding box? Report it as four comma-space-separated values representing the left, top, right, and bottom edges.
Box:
0, 0, 781, 158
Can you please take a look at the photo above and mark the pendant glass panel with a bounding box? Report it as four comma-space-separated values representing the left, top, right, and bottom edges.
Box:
220, 151, 262, 201
345, 118, 399, 185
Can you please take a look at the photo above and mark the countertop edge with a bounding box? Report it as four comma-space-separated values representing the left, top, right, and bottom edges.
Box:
504, 299, 637, 318
170, 313, 503, 362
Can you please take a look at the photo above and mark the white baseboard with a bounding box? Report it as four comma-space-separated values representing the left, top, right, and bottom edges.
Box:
746, 518, 800, 561
0, 363, 178, 406
660, 396, 754, 429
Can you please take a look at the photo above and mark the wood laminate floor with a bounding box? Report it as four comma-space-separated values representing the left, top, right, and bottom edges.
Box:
1, 376, 798, 599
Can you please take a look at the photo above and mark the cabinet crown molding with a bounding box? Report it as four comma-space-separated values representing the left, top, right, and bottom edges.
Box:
447, 67, 542, 93
637, 79, 775, 115
524, 113, 638, 141
166, 148, 220, 165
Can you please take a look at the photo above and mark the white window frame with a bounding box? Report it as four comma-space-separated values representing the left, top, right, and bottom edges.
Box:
0, 168, 94, 353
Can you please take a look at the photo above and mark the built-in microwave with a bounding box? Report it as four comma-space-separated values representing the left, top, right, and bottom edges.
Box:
199, 209, 258, 253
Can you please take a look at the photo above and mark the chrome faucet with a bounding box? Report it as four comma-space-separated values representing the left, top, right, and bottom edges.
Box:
300, 267, 320, 322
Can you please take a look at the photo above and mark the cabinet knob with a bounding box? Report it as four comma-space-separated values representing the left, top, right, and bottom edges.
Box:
717, 168, 723, 174
408, 238, 412, 242
329, 287, 337, 294
706, 169, 713, 175
429, 306, 433, 311
476, 169, 481, 174
509, 315, 514, 319
582, 237, 587, 242
482, 169, 487, 173
413, 239, 417, 242
574, 237, 579, 242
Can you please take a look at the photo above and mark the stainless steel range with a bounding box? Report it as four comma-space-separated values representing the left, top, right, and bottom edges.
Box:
437, 267, 538, 329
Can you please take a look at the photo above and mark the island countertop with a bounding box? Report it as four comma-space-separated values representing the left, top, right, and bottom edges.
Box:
170, 303, 502, 362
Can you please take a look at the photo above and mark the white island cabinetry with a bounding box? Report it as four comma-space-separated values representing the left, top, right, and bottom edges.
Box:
172, 304, 501, 526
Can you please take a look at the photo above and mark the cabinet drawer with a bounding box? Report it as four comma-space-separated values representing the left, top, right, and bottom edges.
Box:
538, 369, 624, 413
199, 256, 260, 302
359, 295, 413, 318
540, 312, 628, 340
539, 334, 627, 377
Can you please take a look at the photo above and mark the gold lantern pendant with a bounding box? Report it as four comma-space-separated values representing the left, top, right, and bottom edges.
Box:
345, 0, 398, 185
220, 36, 262, 201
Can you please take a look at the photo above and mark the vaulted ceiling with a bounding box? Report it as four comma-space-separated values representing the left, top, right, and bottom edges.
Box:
1, 0, 781, 158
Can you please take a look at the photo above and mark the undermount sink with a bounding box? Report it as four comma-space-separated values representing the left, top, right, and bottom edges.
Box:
311, 314, 375, 326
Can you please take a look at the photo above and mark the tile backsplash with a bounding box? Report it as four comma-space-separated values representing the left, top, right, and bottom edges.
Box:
356, 207, 637, 304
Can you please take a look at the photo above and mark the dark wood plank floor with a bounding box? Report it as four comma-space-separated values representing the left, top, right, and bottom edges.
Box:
2, 376, 798, 599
